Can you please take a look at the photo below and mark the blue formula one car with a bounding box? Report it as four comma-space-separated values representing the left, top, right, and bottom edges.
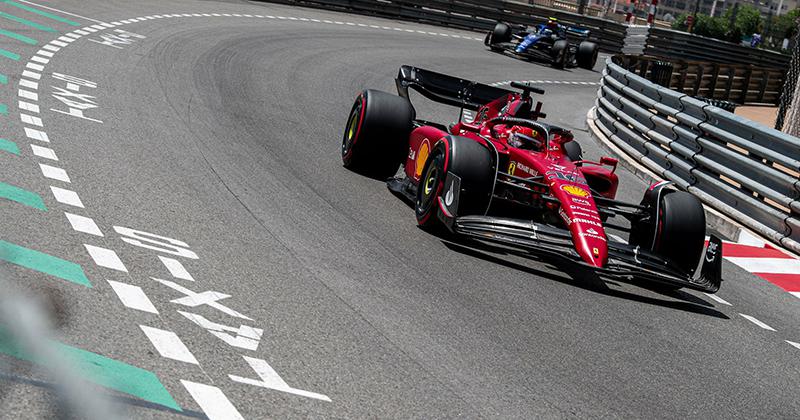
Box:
484, 18, 599, 70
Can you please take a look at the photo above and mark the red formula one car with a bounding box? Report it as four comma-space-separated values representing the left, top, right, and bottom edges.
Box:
341, 66, 722, 292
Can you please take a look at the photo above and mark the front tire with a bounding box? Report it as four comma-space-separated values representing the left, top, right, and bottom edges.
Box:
654, 191, 706, 275
341, 89, 413, 178
551, 40, 569, 69
415, 136, 495, 228
576, 41, 598, 70
489, 22, 511, 49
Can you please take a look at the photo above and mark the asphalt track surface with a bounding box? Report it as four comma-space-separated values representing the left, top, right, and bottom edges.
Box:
1, 1, 800, 418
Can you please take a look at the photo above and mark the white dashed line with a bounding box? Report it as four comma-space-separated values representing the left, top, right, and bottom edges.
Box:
23, 69, 43, 78
30, 55, 49, 64
30, 144, 57, 160
18, 89, 38, 101
704, 293, 732, 306
140, 326, 199, 364
107, 280, 158, 314
42, 44, 60, 52
50, 186, 83, 208
18, 101, 40, 113
39, 163, 70, 183
19, 79, 38, 90
739, 314, 776, 331
181, 381, 244, 420
24, 127, 49, 142
20, 113, 42, 126
84, 244, 128, 272
159, 256, 194, 281
64, 212, 103, 236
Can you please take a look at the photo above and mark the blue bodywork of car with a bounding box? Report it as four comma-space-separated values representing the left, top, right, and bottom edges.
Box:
514, 24, 590, 54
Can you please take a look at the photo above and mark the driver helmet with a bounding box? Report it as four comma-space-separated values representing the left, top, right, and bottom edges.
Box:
545, 17, 559, 30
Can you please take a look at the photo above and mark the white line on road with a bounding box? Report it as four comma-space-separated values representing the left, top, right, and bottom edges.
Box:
30, 144, 57, 160
725, 257, 800, 274
739, 313, 776, 331
64, 212, 102, 236
39, 163, 70, 183
229, 356, 331, 402
107, 280, 158, 313
159, 256, 194, 281
18, 0, 107, 24
22, 69, 41, 79
84, 244, 128, 272
50, 186, 83, 207
787, 341, 800, 350
140, 326, 198, 364
704, 293, 732, 306
181, 380, 244, 420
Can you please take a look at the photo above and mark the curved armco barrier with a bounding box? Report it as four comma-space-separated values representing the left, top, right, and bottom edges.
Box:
588, 57, 800, 254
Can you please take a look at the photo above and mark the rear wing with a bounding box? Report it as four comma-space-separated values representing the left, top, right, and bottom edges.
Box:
395, 65, 514, 111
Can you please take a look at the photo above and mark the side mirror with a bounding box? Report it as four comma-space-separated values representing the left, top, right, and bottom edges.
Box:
600, 156, 618, 172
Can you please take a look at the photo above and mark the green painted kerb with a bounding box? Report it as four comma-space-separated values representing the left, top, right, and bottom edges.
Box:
0, 74, 7, 84
0, 181, 46, 210
0, 28, 37, 45
0, 240, 90, 287
1, 0, 80, 26
0, 48, 20, 61
0, 104, 7, 115
0, 329, 182, 411
0, 139, 19, 155
0, 11, 56, 33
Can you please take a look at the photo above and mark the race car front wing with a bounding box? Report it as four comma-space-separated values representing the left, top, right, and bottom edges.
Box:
453, 215, 723, 293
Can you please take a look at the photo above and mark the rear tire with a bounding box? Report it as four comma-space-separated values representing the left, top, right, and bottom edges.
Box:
341, 89, 413, 178
415, 136, 495, 228
576, 41, 598, 70
551, 40, 569, 69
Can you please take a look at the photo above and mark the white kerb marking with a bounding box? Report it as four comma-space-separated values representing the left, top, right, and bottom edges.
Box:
229, 356, 331, 402
739, 313, 776, 331
725, 257, 800, 274
50, 186, 83, 207
791, 292, 800, 300
39, 163, 70, 183
84, 244, 128, 272
107, 280, 158, 314
159, 256, 194, 281
703, 293, 732, 306
42, 44, 60, 52
31, 55, 49, 64
181, 381, 244, 420
64, 212, 103, 236
787, 341, 800, 350
140, 326, 198, 364
26, 63, 45, 72
30, 144, 57, 160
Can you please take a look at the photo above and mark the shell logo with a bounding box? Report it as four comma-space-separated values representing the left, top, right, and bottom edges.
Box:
415, 140, 430, 177
562, 185, 590, 197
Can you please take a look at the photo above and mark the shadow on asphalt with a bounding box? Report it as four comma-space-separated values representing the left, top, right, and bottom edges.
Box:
442, 239, 729, 319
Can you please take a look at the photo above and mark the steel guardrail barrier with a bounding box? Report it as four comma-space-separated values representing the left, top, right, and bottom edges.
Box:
590, 56, 800, 253
256, 0, 791, 68
615, 55, 787, 106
